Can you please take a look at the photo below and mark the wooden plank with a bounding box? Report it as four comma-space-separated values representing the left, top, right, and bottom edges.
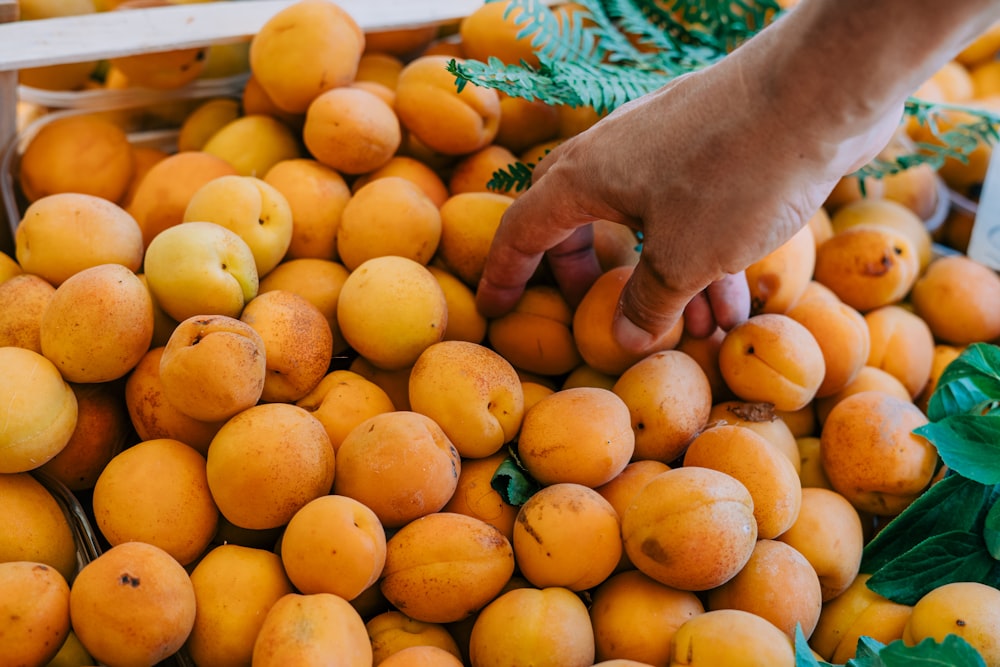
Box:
1, 0, 17, 257
0, 0, 483, 71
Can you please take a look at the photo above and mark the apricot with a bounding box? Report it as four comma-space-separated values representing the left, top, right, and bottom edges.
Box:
903, 581, 1000, 665
186, 544, 294, 667
676, 326, 733, 403
814, 365, 913, 427
864, 305, 935, 399
917, 344, 963, 414
201, 114, 302, 177
813, 224, 919, 312
92, 438, 218, 566
449, 144, 521, 196
786, 294, 871, 397
205, 403, 336, 530
574, 265, 685, 376
280, 494, 386, 601
108, 43, 207, 89
177, 97, 241, 152
486, 285, 582, 376
745, 222, 815, 314
69, 541, 197, 667
15, 192, 143, 286
333, 411, 460, 528
240, 289, 334, 403
351, 155, 449, 208
441, 450, 519, 543
459, 0, 541, 66
706, 400, 801, 473
366, 610, 463, 664
124, 346, 226, 456
468, 586, 596, 667
621, 467, 757, 591
252, 593, 373, 666
337, 176, 441, 270
18, 114, 133, 204
829, 197, 934, 271
0, 561, 71, 667
158, 315, 266, 423
182, 174, 293, 278
595, 460, 672, 522
517, 387, 634, 487
0, 472, 78, 581
249, 0, 365, 114
409, 341, 524, 459
707, 539, 822, 639
127, 150, 238, 248
612, 350, 712, 463
590, 569, 703, 665
304, 86, 401, 175
394, 55, 501, 155
295, 369, 396, 452
795, 436, 833, 490
494, 92, 561, 155
263, 158, 352, 261
810, 573, 913, 663
911, 254, 1000, 345
437, 191, 515, 287
668, 609, 795, 667
820, 391, 937, 516
805, 207, 835, 249
0, 347, 79, 473
39, 381, 131, 491
349, 356, 413, 411
429, 265, 489, 344
337, 256, 447, 371
593, 218, 642, 271
683, 424, 802, 539
380, 646, 465, 667
381, 512, 515, 623
258, 257, 351, 354
513, 483, 622, 591
0, 273, 55, 353
718, 313, 826, 411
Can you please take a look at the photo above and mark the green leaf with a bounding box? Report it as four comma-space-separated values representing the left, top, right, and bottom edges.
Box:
914, 415, 1000, 485
985, 500, 1000, 560
867, 636, 988, 667
794, 624, 832, 667
861, 474, 993, 574
865, 530, 995, 605
927, 342, 1000, 422
849, 636, 886, 665
490, 453, 540, 506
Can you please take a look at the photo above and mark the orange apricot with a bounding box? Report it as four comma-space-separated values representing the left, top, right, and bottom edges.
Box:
745, 222, 815, 315
911, 254, 1000, 345
786, 294, 871, 398
864, 305, 935, 399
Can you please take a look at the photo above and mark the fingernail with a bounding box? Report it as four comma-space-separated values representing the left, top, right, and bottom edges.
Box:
612, 315, 655, 353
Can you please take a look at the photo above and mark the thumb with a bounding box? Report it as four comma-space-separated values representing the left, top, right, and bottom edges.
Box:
612, 258, 698, 354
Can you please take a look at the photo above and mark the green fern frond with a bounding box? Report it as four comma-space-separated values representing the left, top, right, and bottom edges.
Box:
601, 0, 720, 71
488, 160, 537, 193
449, 57, 586, 107
854, 98, 1000, 185
549, 59, 673, 113
659, 0, 783, 51
499, 0, 602, 64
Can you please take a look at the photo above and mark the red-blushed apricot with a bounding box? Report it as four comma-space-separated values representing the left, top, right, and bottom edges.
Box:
682, 424, 802, 540
380, 512, 515, 624
718, 313, 826, 411
820, 391, 937, 516
612, 350, 713, 464
513, 483, 622, 592
517, 387, 635, 488
621, 467, 757, 591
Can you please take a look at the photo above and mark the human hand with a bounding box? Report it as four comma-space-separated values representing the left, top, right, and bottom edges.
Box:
475, 37, 902, 353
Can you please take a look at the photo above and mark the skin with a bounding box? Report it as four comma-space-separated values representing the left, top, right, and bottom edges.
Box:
476, 0, 1000, 351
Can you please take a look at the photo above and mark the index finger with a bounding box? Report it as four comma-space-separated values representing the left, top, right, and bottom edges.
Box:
475, 174, 601, 318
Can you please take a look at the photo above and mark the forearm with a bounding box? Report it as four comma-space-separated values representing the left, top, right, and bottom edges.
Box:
755, 0, 1000, 140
